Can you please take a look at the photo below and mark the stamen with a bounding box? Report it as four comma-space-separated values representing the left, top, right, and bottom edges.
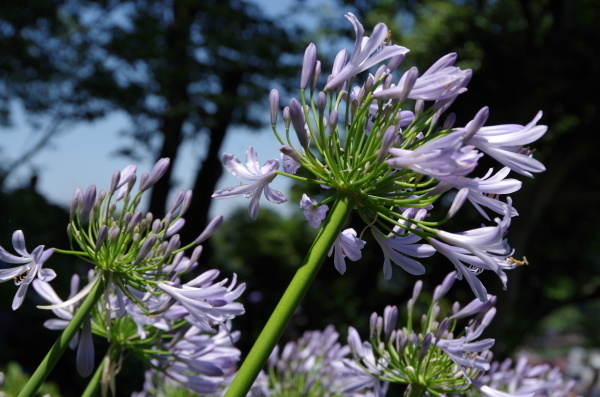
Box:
507, 256, 529, 266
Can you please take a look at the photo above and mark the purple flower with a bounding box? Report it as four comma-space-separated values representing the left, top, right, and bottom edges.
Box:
371, 225, 435, 279
0, 230, 55, 310
212, 147, 287, 219
300, 194, 329, 228
387, 133, 483, 178
281, 153, 301, 174
324, 13, 409, 91
328, 229, 366, 275
461, 111, 547, 177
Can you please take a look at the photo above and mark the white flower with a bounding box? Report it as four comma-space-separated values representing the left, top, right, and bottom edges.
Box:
300, 194, 329, 228
212, 146, 287, 219
0, 230, 55, 310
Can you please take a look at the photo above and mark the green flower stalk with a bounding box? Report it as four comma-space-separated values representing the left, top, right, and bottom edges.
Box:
216, 12, 548, 397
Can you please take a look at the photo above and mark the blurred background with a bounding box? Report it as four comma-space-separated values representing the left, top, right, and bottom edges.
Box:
1, 0, 599, 395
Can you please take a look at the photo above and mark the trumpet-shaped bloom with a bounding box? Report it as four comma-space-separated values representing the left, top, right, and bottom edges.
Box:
388, 133, 483, 178
324, 13, 409, 91
212, 147, 287, 219
328, 228, 365, 275
0, 230, 55, 310
461, 111, 547, 177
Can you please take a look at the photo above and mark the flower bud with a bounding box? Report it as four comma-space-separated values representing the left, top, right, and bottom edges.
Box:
163, 212, 173, 229
418, 333, 433, 362
269, 89, 280, 126
108, 226, 120, 243
134, 234, 157, 265
376, 126, 397, 163
387, 54, 405, 73
412, 280, 423, 301
365, 74, 375, 93
80, 185, 97, 224
396, 332, 407, 356
278, 145, 301, 162
447, 188, 469, 219
436, 318, 449, 340
383, 305, 398, 343
109, 172, 120, 195
399, 66, 419, 103
369, 312, 378, 340
138, 172, 149, 192
126, 211, 143, 234
189, 245, 203, 264
415, 99, 424, 117
163, 234, 180, 258
194, 215, 224, 244
443, 112, 457, 130
180, 190, 193, 216
282, 106, 291, 129
463, 106, 489, 141
95, 225, 108, 252
383, 74, 393, 90
69, 196, 80, 221
166, 218, 185, 238
374, 65, 387, 82
289, 98, 308, 148
146, 212, 153, 224
168, 189, 186, 214
433, 271, 457, 302
328, 110, 338, 135
300, 43, 317, 90
141, 158, 170, 191
311, 61, 321, 92
317, 92, 326, 120
122, 212, 132, 226
151, 219, 163, 234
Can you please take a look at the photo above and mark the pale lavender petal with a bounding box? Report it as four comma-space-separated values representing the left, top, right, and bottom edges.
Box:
263, 185, 287, 204
76, 316, 95, 377
12, 230, 28, 257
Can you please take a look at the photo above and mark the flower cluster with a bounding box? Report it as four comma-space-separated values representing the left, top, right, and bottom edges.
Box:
249, 325, 387, 397
344, 274, 578, 397
212, 12, 547, 302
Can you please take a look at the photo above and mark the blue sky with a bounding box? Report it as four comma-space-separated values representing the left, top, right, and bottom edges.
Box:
1, 0, 340, 219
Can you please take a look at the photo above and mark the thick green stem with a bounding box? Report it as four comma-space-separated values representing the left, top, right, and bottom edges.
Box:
81, 357, 105, 397
18, 274, 105, 397
224, 192, 355, 397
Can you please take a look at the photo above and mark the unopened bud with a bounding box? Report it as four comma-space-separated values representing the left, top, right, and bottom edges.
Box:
166, 218, 185, 238
151, 219, 163, 234
415, 100, 424, 117
163, 234, 180, 258
134, 234, 157, 265
140, 158, 170, 191
109, 171, 120, 195
317, 92, 326, 120
399, 66, 419, 103
189, 245, 203, 264
94, 226, 107, 252
180, 190, 193, 216
377, 126, 396, 163
278, 145, 301, 162
163, 212, 173, 229
418, 333, 433, 362
108, 226, 120, 243
412, 280, 423, 301
387, 54, 405, 72
463, 106, 489, 141
194, 215, 224, 244
269, 89, 279, 125
300, 43, 317, 90
289, 98, 308, 148
447, 188, 469, 219
443, 112, 457, 130
311, 61, 321, 92
433, 271, 457, 302
168, 189, 186, 214
383, 74, 393, 90
283, 106, 291, 129
365, 74, 375, 93
126, 211, 143, 234
374, 65, 387, 82
80, 185, 97, 224
328, 110, 338, 134
383, 305, 398, 343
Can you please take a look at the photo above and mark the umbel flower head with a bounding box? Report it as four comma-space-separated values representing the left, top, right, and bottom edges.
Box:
213, 12, 547, 301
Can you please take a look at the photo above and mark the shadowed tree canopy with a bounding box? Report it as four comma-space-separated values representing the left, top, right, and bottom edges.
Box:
0, 0, 302, 242
318, 0, 600, 355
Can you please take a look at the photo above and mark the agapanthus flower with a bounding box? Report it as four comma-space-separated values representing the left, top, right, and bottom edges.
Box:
460, 111, 547, 177
324, 13, 409, 91
328, 229, 365, 275
300, 194, 329, 228
0, 230, 55, 310
212, 146, 287, 219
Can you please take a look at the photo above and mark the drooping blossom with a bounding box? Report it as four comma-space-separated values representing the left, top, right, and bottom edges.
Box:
0, 230, 55, 310
212, 146, 287, 219
328, 228, 366, 275
300, 194, 329, 228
